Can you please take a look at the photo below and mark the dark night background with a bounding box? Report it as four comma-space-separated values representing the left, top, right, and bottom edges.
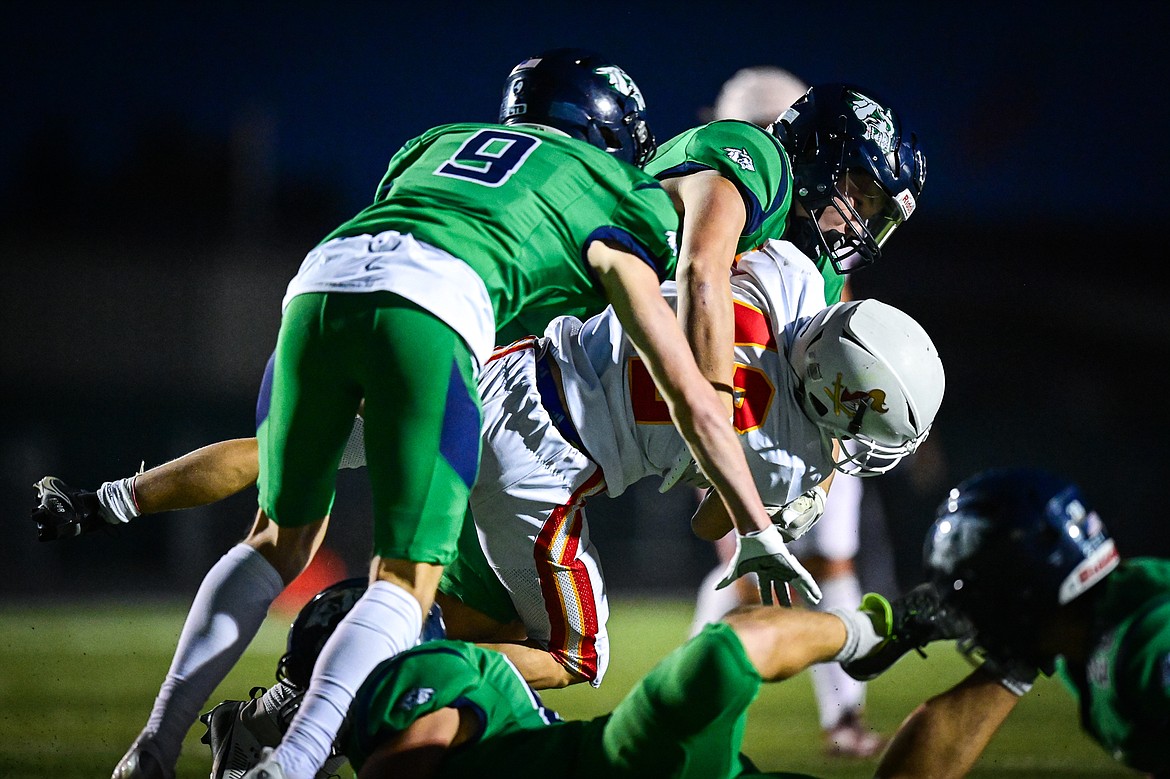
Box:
2, 2, 1168, 601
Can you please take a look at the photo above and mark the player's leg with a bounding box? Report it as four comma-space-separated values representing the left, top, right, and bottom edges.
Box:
263, 293, 481, 779
467, 343, 611, 688
601, 621, 763, 778
114, 294, 356, 779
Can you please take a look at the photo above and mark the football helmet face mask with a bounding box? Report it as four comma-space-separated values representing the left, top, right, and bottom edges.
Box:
772, 83, 926, 273
924, 468, 1119, 671
499, 47, 655, 167
790, 299, 944, 476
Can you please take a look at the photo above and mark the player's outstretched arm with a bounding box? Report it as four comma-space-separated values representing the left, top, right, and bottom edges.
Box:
587, 239, 769, 534
587, 239, 818, 604
31, 437, 260, 541
665, 170, 746, 417
874, 667, 1019, 779
134, 437, 260, 514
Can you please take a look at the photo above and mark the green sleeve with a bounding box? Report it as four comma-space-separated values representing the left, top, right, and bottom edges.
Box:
647, 121, 792, 243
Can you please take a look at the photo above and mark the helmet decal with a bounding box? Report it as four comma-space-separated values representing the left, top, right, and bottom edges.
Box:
849, 92, 898, 158
502, 79, 526, 118
822, 372, 889, 419
1058, 535, 1119, 604
594, 65, 645, 110
723, 147, 756, 172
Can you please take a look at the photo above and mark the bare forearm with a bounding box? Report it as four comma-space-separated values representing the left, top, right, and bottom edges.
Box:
876, 668, 1020, 779
478, 641, 584, 689
673, 170, 744, 416
677, 269, 735, 415
134, 438, 259, 514
675, 399, 770, 534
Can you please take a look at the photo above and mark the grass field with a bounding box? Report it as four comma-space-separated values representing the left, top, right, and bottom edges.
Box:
0, 598, 1131, 778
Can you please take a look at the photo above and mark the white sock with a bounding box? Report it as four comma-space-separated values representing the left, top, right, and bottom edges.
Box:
272, 580, 422, 779
143, 543, 283, 765
814, 574, 868, 730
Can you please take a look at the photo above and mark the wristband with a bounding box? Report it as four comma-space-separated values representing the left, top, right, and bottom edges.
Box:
96, 476, 141, 524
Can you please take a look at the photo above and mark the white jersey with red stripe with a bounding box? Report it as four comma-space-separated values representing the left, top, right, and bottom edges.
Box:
547, 238, 833, 500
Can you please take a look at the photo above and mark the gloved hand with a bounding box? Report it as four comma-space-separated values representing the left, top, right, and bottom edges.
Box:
767, 486, 827, 542
31, 476, 106, 542
717, 524, 822, 605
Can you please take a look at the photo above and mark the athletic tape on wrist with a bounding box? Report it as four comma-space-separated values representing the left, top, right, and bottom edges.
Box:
96, 476, 141, 524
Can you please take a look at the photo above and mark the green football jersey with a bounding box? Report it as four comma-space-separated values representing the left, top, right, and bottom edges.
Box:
345, 640, 571, 773
322, 122, 678, 343
645, 121, 842, 305
345, 627, 776, 779
1057, 558, 1170, 773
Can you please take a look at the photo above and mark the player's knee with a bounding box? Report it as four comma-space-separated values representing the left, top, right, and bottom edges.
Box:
665, 626, 758, 730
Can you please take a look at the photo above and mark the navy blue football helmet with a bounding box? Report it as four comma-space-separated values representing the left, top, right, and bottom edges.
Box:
772, 83, 926, 273
499, 48, 655, 167
924, 468, 1119, 670
276, 577, 447, 689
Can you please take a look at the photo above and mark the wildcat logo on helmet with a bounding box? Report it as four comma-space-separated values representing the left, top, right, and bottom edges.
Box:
723, 147, 755, 172
594, 66, 645, 110
823, 372, 889, 418
849, 92, 897, 156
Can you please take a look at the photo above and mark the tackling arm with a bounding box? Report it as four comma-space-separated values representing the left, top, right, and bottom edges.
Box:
662, 170, 747, 416
356, 706, 475, 779
875, 666, 1021, 779
586, 239, 819, 603
587, 238, 770, 536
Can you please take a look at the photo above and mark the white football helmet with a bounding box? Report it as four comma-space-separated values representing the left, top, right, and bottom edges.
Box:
790, 299, 944, 476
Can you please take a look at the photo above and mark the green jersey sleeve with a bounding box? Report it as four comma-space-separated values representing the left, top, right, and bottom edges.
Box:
644, 121, 848, 305
646, 120, 793, 254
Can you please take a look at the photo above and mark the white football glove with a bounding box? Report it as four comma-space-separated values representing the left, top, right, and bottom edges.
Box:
766, 486, 827, 542
717, 524, 822, 605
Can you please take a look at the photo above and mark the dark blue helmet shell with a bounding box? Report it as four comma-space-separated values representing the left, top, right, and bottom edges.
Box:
772, 83, 926, 272
275, 577, 448, 689
277, 577, 367, 689
924, 468, 1119, 664
499, 48, 656, 168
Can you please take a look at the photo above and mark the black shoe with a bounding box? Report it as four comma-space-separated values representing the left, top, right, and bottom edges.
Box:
843, 583, 973, 681
31, 476, 107, 542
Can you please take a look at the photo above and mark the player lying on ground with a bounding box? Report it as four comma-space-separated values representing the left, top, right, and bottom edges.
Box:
211, 573, 900, 779
835, 467, 1170, 778
33, 239, 945, 692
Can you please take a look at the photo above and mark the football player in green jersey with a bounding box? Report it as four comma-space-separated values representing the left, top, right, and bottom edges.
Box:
844, 468, 1170, 777
687, 69, 913, 758
273, 580, 893, 779
645, 82, 926, 602
643, 80, 925, 422
109, 49, 811, 779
